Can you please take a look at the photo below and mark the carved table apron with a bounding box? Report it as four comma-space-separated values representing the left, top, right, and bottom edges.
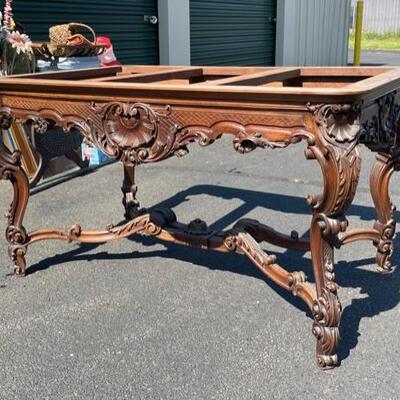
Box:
0, 66, 399, 369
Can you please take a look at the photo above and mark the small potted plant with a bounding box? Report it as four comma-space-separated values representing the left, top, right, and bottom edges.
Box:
0, 0, 35, 75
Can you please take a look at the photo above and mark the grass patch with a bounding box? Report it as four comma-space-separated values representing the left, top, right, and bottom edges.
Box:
349, 31, 400, 50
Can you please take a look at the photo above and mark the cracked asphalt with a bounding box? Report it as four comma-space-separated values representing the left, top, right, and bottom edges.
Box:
0, 135, 399, 399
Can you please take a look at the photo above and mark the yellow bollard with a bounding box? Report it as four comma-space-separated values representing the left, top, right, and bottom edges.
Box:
354, 0, 364, 66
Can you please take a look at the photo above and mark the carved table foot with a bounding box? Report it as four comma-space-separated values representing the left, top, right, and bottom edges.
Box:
370, 154, 398, 273
8, 243, 28, 276
312, 287, 341, 369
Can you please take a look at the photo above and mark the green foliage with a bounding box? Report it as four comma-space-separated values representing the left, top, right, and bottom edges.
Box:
349, 30, 400, 50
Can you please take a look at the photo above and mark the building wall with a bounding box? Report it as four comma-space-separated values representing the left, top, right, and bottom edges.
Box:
162, 0, 350, 67
351, 0, 400, 34
276, 0, 350, 66
158, 0, 191, 65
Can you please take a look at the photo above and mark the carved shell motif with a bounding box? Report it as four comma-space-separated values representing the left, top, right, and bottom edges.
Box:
92, 102, 171, 161
309, 103, 360, 143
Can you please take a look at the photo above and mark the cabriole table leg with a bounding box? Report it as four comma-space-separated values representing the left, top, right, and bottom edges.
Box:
309, 213, 345, 369
369, 153, 398, 272
305, 104, 361, 368
0, 142, 30, 276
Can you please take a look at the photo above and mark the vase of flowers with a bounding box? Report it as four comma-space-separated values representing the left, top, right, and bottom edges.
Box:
0, 0, 35, 75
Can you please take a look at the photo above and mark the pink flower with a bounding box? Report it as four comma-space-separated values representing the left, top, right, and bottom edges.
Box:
3, 0, 13, 30
6, 31, 32, 54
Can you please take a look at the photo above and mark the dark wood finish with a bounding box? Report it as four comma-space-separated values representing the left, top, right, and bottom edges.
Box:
193, 68, 300, 86
1, 65, 399, 370
9, 66, 122, 80
91, 67, 204, 83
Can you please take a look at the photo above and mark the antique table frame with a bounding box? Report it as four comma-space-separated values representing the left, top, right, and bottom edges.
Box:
1, 65, 400, 369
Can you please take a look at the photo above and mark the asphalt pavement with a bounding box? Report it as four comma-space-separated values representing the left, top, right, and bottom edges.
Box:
348, 49, 400, 66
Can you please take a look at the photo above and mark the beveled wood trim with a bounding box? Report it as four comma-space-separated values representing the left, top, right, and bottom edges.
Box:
299, 66, 391, 77
0, 76, 374, 104
348, 68, 400, 101
1, 66, 400, 105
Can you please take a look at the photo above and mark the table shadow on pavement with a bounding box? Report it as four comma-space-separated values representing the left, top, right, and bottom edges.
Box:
24, 184, 400, 364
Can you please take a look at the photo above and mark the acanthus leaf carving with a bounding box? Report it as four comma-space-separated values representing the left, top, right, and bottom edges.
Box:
306, 103, 362, 216
223, 231, 278, 268
107, 208, 177, 238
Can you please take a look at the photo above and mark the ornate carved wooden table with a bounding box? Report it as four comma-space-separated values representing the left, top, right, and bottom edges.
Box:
1, 65, 399, 369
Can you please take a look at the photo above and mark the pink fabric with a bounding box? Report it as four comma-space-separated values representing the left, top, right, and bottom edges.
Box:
96, 36, 121, 67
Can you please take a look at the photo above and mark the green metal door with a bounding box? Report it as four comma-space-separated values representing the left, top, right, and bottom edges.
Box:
13, 0, 159, 64
190, 0, 276, 66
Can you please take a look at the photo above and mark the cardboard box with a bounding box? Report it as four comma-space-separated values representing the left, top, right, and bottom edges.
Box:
81, 142, 110, 166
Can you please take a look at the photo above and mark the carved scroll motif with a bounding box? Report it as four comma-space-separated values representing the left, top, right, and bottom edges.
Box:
306, 102, 363, 369
223, 223, 310, 297
90, 102, 218, 163
0, 109, 30, 275
232, 131, 305, 154
1, 102, 310, 168
306, 103, 362, 217
287, 271, 307, 296
375, 205, 396, 269
312, 288, 342, 369
91, 102, 309, 163
108, 208, 176, 238
224, 231, 278, 268
370, 155, 397, 272
314, 213, 348, 291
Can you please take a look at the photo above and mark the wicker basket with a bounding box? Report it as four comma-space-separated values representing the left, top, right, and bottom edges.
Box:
48, 22, 96, 57
33, 22, 104, 60
32, 42, 105, 60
